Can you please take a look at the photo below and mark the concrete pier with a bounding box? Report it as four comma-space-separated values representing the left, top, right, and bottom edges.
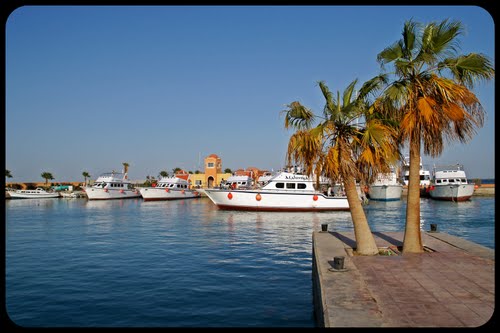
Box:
313, 231, 494, 327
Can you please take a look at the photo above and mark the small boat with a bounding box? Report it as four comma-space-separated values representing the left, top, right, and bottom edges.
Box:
60, 191, 87, 198
368, 168, 403, 201
5, 187, 16, 199
221, 175, 254, 190
428, 164, 475, 202
202, 170, 350, 211
84, 170, 141, 200
139, 176, 200, 201
401, 155, 431, 187
8, 187, 61, 199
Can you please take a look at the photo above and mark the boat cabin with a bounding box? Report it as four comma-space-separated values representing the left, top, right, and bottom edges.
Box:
432, 165, 469, 186
92, 172, 134, 190
261, 172, 315, 192
154, 177, 189, 189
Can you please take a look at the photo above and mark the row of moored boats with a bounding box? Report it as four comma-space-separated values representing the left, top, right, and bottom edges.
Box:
366, 156, 476, 202
6, 159, 477, 210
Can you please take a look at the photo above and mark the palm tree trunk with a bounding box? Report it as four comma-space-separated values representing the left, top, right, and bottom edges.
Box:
344, 177, 379, 255
402, 139, 424, 254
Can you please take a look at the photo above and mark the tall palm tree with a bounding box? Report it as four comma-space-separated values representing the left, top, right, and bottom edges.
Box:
172, 167, 182, 175
6, 169, 12, 178
282, 77, 400, 255
377, 19, 494, 253
159, 170, 169, 178
82, 171, 90, 186
122, 162, 129, 174
41, 172, 54, 187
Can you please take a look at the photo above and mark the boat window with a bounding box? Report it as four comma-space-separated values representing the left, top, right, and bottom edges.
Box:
449, 179, 455, 183
275, 182, 284, 189
297, 183, 306, 189
436, 179, 442, 184
286, 183, 296, 189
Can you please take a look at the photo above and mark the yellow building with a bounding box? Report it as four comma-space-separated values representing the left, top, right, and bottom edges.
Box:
190, 154, 231, 188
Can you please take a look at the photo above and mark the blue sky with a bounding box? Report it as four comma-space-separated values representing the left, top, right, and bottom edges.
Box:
5, 5, 495, 182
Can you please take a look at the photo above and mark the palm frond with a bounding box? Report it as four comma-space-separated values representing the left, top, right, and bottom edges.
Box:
439, 53, 495, 88
318, 81, 337, 119
281, 101, 315, 130
342, 79, 358, 108
377, 41, 404, 67
402, 19, 418, 59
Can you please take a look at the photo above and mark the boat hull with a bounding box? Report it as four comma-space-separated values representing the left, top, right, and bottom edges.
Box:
368, 185, 403, 201
139, 188, 200, 201
84, 188, 142, 200
203, 189, 350, 211
428, 184, 475, 201
9, 192, 60, 199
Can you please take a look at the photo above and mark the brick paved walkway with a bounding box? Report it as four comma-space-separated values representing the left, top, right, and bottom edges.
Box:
313, 231, 495, 327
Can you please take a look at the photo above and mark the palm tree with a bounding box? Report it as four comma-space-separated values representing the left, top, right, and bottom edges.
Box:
122, 162, 129, 174
41, 172, 54, 187
377, 19, 494, 253
224, 168, 232, 174
6, 169, 12, 178
159, 170, 169, 178
172, 167, 182, 175
282, 77, 400, 255
82, 171, 90, 186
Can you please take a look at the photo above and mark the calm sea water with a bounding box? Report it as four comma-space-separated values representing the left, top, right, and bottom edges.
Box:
5, 196, 495, 327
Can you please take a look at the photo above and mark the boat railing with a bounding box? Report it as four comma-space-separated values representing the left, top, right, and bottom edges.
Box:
432, 164, 466, 173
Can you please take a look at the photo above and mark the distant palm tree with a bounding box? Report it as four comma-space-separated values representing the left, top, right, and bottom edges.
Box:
377, 19, 494, 253
6, 169, 12, 178
172, 167, 182, 175
159, 170, 169, 178
283, 77, 399, 255
195, 170, 201, 174
122, 162, 129, 174
82, 171, 90, 186
41, 172, 54, 187
224, 168, 232, 174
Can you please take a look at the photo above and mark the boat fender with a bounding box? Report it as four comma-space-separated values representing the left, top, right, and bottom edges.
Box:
165, 188, 169, 192
256, 193, 262, 201
228, 192, 233, 200
181, 190, 185, 194
120, 189, 124, 193
313, 195, 318, 201
104, 188, 108, 192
